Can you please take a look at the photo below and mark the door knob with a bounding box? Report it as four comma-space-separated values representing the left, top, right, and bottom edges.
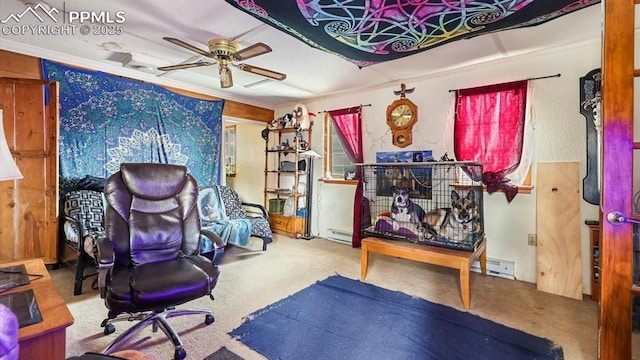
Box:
607, 211, 640, 225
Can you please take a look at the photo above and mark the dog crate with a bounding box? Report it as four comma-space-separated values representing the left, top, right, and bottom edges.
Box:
360, 161, 484, 251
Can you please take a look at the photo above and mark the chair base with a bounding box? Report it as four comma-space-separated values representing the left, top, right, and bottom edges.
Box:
102, 308, 214, 360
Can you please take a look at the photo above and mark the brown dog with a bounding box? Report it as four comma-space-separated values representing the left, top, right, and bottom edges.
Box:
423, 190, 481, 242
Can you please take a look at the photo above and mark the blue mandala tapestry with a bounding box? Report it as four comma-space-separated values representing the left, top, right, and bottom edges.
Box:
41, 60, 224, 191
225, 0, 599, 67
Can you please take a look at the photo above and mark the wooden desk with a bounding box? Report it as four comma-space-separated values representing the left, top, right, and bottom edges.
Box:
0, 258, 74, 360
361, 237, 487, 310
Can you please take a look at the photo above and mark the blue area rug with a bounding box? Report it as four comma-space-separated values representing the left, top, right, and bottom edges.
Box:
230, 275, 563, 360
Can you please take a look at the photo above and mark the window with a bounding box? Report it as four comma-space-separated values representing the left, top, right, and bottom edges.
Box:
324, 113, 355, 182
454, 80, 533, 201
321, 106, 364, 245
324, 107, 361, 183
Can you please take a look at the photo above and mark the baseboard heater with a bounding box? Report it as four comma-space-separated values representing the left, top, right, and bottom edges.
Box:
471, 257, 515, 280
326, 228, 352, 245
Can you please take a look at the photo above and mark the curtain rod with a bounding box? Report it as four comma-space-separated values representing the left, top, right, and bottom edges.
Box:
319, 104, 371, 114
447, 73, 561, 93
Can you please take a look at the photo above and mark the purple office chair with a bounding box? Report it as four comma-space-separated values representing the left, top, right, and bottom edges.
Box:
95, 163, 221, 360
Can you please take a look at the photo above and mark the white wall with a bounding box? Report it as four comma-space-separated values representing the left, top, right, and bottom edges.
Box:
276, 40, 602, 292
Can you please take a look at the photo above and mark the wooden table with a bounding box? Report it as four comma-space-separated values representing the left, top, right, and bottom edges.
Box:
0, 258, 74, 360
361, 237, 487, 310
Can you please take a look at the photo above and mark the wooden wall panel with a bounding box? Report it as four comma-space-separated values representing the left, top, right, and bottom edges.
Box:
166, 86, 274, 122
0, 51, 41, 79
0, 80, 58, 263
0, 83, 18, 260
536, 162, 582, 300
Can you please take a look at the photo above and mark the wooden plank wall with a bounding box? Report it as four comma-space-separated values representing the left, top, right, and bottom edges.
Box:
0, 49, 275, 122
0, 79, 59, 263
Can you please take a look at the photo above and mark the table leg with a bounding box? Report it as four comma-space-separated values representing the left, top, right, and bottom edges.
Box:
460, 264, 470, 310
360, 245, 369, 280
480, 248, 487, 276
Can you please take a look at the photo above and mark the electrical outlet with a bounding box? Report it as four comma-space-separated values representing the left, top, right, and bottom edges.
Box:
528, 233, 537, 246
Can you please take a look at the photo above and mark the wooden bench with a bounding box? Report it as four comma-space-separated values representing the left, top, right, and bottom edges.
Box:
360, 236, 487, 310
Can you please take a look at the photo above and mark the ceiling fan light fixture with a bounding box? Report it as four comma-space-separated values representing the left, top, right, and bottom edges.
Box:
219, 62, 233, 88
208, 39, 239, 58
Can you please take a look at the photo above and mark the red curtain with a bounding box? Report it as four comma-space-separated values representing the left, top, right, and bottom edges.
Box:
454, 80, 527, 202
328, 106, 363, 247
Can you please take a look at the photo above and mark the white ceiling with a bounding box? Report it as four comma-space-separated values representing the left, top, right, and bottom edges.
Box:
0, 0, 603, 109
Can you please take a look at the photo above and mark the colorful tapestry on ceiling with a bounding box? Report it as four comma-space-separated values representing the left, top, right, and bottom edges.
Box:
41, 60, 224, 191
225, 0, 599, 67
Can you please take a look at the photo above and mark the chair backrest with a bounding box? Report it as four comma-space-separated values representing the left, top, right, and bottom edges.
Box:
104, 163, 201, 267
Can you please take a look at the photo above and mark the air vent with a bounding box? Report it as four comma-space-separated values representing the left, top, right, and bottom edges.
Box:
471, 257, 515, 280
120, 53, 164, 74
326, 228, 352, 245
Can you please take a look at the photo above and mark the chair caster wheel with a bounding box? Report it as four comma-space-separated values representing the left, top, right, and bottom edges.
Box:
174, 348, 186, 360
209, 294, 215, 300
100, 319, 109, 327
205, 314, 214, 325
104, 323, 115, 335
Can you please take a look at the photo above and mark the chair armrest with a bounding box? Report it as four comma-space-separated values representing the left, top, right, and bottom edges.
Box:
200, 229, 224, 261
63, 215, 86, 245
242, 201, 269, 220
200, 229, 224, 248
95, 234, 114, 298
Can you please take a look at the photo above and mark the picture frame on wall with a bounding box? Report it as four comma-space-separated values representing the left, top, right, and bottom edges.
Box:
375, 150, 433, 199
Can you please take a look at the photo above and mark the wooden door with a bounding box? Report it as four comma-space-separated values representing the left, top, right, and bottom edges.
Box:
599, 0, 635, 358
0, 78, 59, 264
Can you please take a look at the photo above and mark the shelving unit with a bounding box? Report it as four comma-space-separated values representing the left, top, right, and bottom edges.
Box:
586, 220, 600, 301
264, 125, 311, 237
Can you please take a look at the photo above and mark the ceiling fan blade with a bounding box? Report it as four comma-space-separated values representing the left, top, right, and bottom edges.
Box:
237, 64, 286, 81
163, 37, 215, 59
157, 62, 216, 72
233, 43, 272, 61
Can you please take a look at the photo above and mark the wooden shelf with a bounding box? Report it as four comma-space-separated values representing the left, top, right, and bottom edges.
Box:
264, 124, 311, 238
586, 220, 600, 302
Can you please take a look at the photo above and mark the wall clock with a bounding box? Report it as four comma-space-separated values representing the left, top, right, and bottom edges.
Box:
386, 84, 417, 148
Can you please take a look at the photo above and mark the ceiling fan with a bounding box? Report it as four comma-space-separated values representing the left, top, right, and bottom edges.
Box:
158, 37, 286, 88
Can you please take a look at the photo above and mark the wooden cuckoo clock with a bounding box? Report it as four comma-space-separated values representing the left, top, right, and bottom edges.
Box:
386, 83, 417, 148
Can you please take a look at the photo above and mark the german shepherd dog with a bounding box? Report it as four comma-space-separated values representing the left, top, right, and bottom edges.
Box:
390, 186, 427, 231
424, 190, 482, 242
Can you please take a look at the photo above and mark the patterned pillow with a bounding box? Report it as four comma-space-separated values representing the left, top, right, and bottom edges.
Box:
64, 190, 105, 233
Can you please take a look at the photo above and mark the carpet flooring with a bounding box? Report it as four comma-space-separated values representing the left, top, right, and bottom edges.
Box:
52, 234, 598, 359
204, 346, 244, 360
230, 275, 563, 360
